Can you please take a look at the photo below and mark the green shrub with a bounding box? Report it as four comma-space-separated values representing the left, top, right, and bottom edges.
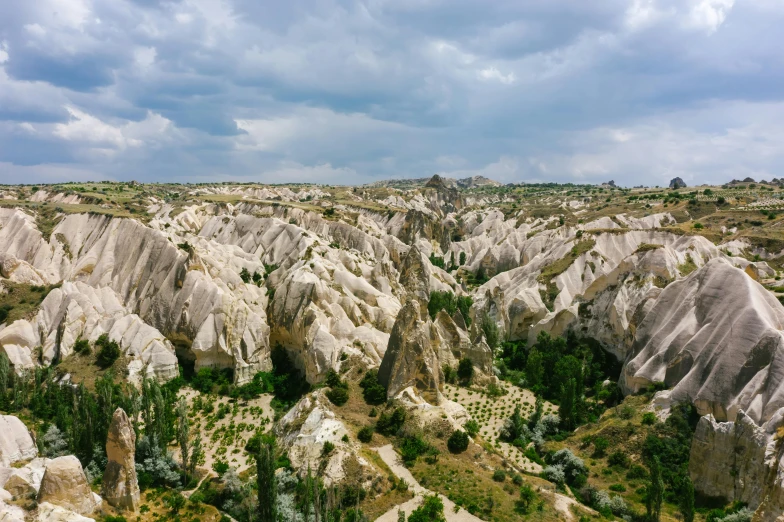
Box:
592, 436, 609, 457
517, 484, 537, 514
642, 412, 657, 425
464, 420, 480, 437
73, 338, 90, 355
322, 441, 335, 457
376, 407, 407, 436
608, 451, 630, 468
400, 436, 430, 464
627, 464, 648, 480
447, 430, 469, 453
212, 460, 229, 475
457, 358, 474, 383
357, 426, 374, 443
359, 370, 387, 405
408, 494, 445, 522
492, 469, 506, 482
326, 387, 349, 406
609, 483, 626, 492
95, 334, 121, 368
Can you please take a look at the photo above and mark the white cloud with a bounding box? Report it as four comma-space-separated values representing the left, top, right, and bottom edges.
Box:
477, 66, 516, 84
53, 107, 174, 151
688, 0, 734, 33
134, 47, 157, 69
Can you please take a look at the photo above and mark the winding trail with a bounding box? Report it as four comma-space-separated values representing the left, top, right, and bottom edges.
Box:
373, 444, 485, 522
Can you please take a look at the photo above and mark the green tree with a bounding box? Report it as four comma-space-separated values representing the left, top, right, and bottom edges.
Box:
457, 358, 474, 383
0, 352, 9, 406
255, 438, 277, 522
447, 430, 469, 453
459, 252, 467, 266
481, 314, 500, 350
559, 378, 577, 431
679, 476, 695, 522
408, 494, 446, 522
517, 484, 537, 514
525, 349, 544, 390
176, 398, 190, 482
646, 456, 664, 522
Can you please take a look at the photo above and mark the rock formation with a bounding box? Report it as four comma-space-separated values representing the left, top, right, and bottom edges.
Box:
0, 415, 38, 466
669, 177, 687, 189
622, 258, 784, 424
378, 300, 443, 404
38, 456, 96, 515
102, 408, 140, 511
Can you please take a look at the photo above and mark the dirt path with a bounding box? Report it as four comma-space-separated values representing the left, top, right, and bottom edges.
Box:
373, 444, 485, 522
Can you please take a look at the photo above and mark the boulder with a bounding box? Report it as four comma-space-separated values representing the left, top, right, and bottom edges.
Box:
0, 458, 48, 497
0, 416, 37, 467
102, 408, 140, 511
38, 456, 96, 515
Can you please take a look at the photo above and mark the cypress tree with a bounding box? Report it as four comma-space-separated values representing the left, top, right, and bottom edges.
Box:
646, 455, 664, 522
679, 476, 695, 522
256, 438, 277, 522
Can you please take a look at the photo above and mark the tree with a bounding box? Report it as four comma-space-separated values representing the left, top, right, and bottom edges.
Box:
176, 398, 190, 482
559, 378, 577, 431
359, 369, 387, 405
240, 267, 251, 283
525, 349, 544, 390
459, 252, 467, 266
42, 425, 69, 457
408, 494, 446, 522
646, 456, 664, 522
0, 352, 9, 405
481, 314, 500, 350
189, 432, 203, 480
447, 430, 469, 453
517, 484, 536, 514
255, 438, 278, 522
457, 358, 474, 383
679, 476, 695, 522
500, 405, 526, 443
95, 334, 121, 368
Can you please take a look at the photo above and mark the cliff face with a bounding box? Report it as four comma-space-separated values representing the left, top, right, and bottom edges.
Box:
688, 411, 784, 522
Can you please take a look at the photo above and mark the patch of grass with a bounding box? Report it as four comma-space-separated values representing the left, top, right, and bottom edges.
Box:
677, 257, 698, 276
0, 282, 61, 324
537, 239, 596, 284
635, 243, 663, 254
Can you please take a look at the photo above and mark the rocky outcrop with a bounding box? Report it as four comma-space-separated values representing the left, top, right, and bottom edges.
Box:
0, 415, 37, 466
38, 456, 96, 515
0, 458, 48, 497
36, 502, 95, 522
102, 408, 140, 511
0, 282, 178, 382
669, 177, 687, 189
378, 300, 443, 405
622, 258, 784, 425
688, 411, 784, 522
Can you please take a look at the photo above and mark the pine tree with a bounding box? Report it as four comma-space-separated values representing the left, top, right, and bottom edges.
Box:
646, 456, 664, 522
256, 438, 277, 522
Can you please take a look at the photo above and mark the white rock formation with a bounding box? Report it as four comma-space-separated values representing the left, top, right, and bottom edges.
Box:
102, 408, 140, 511
38, 456, 97, 515
0, 415, 38, 467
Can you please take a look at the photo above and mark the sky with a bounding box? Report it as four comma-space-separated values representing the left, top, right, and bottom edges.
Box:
1, 0, 783, 186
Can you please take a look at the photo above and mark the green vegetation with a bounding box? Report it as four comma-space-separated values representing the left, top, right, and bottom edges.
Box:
95, 334, 121, 368
407, 494, 446, 522
427, 291, 473, 326
359, 369, 387, 405
325, 370, 350, 406
447, 430, 469, 453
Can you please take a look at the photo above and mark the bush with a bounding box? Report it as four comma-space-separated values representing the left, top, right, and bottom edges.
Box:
447, 430, 469, 453
73, 338, 90, 355
457, 358, 474, 383
626, 464, 648, 480
408, 494, 446, 522
400, 436, 430, 464
609, 483, 626, 492
321, 441, 335, 457
325, 387, 349, 406
376, 407, 407, 436
492, 469, 506, 482
607, 450, 630, 468
442, 365, 457, 384
95, 334, 121, 368
517, 484, 537, 514
359, 370, 387, 405
357, 426, 374, 443
212, 460, 229, 475
464, 420, 479, 437
641, 412, 657, 425
592, 436, 609, 457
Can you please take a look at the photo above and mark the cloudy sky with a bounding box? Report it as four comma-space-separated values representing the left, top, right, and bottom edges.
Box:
0, 0, 782, 186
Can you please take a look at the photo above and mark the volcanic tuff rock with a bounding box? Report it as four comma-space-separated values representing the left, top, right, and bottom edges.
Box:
621, 258, 784, 424
102, 408, 140, 511
38, 456, 97, 515
35, 502, 95, 522
0, 458, 49, 497
669, 177, 687, 189
378, 300, 444, 404
0, 282, 178, 382
0, 415, 38, 466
